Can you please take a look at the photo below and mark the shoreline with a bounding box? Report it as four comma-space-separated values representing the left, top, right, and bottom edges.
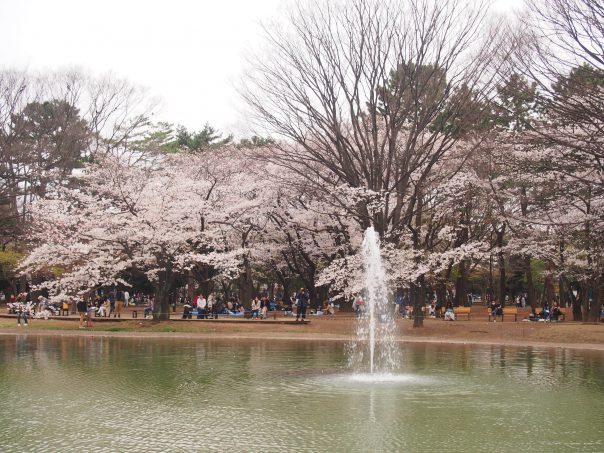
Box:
1, 327, 603, 353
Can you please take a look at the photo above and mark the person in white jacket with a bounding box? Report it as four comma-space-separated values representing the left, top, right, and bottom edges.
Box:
251, 297, 260, 318
197, 295, 207, 319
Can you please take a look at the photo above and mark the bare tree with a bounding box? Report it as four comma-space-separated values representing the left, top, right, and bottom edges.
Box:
510, 0, 604, 321
83, 73, 157, 162
243, 0, 504, 326
0, 69, 157, 254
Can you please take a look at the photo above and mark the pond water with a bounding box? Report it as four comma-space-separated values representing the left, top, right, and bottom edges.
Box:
0, 335, 603, 452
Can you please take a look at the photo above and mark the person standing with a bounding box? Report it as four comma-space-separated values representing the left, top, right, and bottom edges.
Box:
16, 302, 28, 327
108, 289, 116, 317
353, 295, 365, 318
144, 296, 154, 318
123, 290, 130, 308
197, 294, 207, 319
296, 288, 309, 322
77, 298, 88, 328
208, 292, 217, 319
261, 297, 268, 319
115, 290, 124, 318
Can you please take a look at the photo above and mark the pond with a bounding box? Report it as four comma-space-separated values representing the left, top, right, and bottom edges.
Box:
0, 335, 603, 452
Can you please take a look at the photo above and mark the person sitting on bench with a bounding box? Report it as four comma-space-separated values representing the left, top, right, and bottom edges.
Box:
97, 300, 110, 317
182, 302, 192, 319
550, 304, 563, 321
540, 304, 550, 321
444, 301, 455, 321
491, 300, 502, 320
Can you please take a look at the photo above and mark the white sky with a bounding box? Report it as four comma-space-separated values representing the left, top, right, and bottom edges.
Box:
0, 0, 524, 137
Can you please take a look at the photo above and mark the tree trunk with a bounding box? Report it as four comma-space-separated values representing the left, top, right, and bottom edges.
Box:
153, 269, 174, 321
558, 275, 566, 307
238, 255, 254, 308
570, 281, 582, 321
496, 227, 506, 305
436, 281, 447, 308
525, 256, 536, 311
588, 279, 601, 322
413, 277, 425, 328
187, 270, 195, 302
454, 260, 468, 307
581, 284, 590, 321
544, 274, 556, 306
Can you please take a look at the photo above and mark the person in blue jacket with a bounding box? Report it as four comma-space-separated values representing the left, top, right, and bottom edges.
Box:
296, 287, 309, 322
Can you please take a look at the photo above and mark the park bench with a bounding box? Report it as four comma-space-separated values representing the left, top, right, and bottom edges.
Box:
503, 307, 518, 321
180, 310, 250, 319
535, 307, 568, 321
489, 306, 518, 322
454, 306, 471, 320
557, 307, 567, 321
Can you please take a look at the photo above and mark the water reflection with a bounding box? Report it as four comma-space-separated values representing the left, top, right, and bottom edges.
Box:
0, 337, 603, 452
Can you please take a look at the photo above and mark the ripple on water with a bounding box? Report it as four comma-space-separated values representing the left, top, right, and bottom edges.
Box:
329, 372, 433, 384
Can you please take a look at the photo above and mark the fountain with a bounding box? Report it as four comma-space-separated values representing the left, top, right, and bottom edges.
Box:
348, 226, 399, 375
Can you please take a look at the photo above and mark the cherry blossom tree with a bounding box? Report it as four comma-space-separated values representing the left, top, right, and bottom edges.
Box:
21, 149, 245, 319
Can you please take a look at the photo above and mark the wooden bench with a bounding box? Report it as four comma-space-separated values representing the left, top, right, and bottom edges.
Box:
533, 307, 567, 319
557, 307, 567, 321
549, 307, 567, 321
503, 307, 518, 321
454, 306, 471, 320
489, 306, 518, 322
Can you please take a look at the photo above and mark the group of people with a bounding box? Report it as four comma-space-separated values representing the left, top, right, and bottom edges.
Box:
6, 292, 64, 325
178, 288, 314, 321
4, 286, 345, 324
527, 302, 565, 322
91, 289, 131, 318
6, 293, 34, 326
181, 293, 241, 319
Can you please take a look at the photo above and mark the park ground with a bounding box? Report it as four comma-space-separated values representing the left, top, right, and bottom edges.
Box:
0, 309, 603, 351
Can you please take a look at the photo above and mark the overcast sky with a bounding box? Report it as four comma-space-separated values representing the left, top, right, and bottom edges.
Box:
1, 0, 523, 137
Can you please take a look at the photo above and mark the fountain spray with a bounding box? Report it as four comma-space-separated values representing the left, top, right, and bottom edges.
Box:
350, 226, 399, 374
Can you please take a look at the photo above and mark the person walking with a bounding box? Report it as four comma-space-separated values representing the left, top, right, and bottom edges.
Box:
296, 287, 309, 322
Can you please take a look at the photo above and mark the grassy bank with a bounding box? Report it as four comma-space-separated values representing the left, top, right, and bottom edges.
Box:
1, 317, 603, 351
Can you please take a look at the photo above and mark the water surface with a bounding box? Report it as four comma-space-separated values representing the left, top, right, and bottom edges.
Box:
0, 336, 602, 452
